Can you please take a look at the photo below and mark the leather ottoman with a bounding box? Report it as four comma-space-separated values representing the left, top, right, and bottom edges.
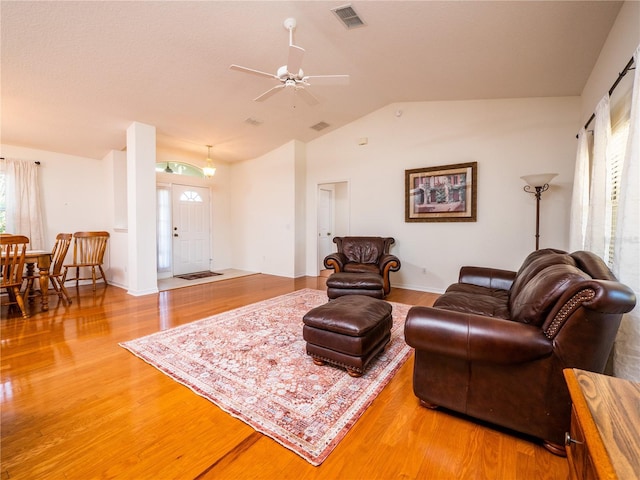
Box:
326, 272, 385, 299
302, 295, 393, 377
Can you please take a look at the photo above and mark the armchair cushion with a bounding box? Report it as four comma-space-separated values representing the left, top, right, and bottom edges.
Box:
343, 262, 381, 275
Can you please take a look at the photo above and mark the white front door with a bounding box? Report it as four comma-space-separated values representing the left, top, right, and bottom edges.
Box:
317, 185, 335, 271
172, 184, 211, 275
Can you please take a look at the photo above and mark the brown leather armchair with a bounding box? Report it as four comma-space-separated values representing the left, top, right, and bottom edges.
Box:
324, 236, 401, 296
404, 249, 636, 455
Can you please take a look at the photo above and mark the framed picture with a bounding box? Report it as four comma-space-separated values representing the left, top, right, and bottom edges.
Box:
405, 162, 477, 222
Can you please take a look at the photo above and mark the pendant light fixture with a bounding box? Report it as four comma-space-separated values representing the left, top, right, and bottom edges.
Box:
164, 162, 174, 173
203, 145, 216, 178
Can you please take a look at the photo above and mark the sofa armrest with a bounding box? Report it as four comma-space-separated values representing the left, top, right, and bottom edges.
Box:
404, 306, 552, 364
542, 280, 637, 338
379, 254, 401, 274
458, 266, 516, 291
324, 252, 347, 271
581, 279, 636, 313
379, 254, 401, 295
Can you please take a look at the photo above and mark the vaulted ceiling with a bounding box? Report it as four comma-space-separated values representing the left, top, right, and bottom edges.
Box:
1, 1, 623, 163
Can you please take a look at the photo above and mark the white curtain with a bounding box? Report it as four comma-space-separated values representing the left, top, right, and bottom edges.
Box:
569, 128, 590, 251
0, 158, 45, 249
584, 96, 612, 260
613, 45, 640, 382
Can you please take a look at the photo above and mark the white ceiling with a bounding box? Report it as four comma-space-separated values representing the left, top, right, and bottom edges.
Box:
1, 1, 623, 163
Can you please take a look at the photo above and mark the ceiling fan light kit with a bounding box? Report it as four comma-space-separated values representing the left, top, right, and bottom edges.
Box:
229, 17, 349, 106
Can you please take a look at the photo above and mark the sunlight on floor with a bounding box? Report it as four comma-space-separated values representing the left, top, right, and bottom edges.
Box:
157, 269, 257, 291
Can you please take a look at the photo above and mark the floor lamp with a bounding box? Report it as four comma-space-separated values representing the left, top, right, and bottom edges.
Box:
521, 173, 557, 250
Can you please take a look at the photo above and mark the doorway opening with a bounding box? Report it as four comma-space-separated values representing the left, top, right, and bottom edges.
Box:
317, 181, 349, 274
156, 183, 211, 278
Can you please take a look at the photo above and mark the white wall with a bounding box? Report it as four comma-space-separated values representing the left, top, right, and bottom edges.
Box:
3, 4, 636, 293
1, 145, 110, 244
334, 182, 349, 236
293, 140, 307, 278
1, 145, 135, 288
580, 1, 640, 125
229, 140, 300, 277
103, 149, 128, 288
3, 94, 582, 295
12, 4, 636, 294
1, 143, 234, 289
209, 162, 233, 272
305, 97, 580, 293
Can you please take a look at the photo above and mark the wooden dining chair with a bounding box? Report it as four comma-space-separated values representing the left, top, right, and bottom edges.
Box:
62, 231, 110, 291
1, 234, 30, 318
25, 233, 73, 304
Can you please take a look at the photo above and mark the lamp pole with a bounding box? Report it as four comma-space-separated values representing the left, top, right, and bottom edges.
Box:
523, 183, 550, 250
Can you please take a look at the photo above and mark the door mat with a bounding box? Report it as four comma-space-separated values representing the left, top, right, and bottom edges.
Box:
175, 271, 223, 280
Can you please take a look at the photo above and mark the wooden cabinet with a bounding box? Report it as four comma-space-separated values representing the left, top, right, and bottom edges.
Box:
563, 369, 640, 480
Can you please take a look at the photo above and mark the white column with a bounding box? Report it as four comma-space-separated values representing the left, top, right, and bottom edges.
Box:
126, 122, 159, 295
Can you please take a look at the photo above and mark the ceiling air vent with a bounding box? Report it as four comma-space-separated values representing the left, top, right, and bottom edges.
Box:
310, 121, 330, 131
331, 4, 366, 29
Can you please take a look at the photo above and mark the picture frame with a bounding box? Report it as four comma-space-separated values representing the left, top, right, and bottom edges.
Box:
405, 162, 477, 222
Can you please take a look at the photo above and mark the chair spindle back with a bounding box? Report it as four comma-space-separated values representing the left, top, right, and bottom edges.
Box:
51, 233, 73, 276
1, 235, 29, 287
72, 231, 110, 266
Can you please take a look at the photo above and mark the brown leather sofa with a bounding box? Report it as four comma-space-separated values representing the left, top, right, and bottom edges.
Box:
404, 248, 636, 455
323, 236, 401, 296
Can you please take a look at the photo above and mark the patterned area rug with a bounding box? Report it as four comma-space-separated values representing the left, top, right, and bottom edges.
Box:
120, 288, 413, 466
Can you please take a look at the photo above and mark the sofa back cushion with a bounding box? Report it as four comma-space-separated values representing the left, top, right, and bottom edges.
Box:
570, 250, 617, 281
341, 237, 386, 264
510, 249, 576, 302
510, 264, 591, 325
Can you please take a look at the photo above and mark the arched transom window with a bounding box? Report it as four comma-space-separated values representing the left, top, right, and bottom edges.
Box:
179, 190, 203, 202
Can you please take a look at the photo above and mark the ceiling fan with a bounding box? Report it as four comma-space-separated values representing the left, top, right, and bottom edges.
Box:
229, 18, 349, 106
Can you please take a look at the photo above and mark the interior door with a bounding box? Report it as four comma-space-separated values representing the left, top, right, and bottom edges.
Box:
317, 185, 335, 271
171, 184, 211, 275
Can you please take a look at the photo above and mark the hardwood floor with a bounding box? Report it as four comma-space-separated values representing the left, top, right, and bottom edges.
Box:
1, 275, 570, 479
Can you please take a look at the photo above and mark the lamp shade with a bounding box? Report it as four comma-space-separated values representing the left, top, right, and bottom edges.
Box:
203, 165, 216, 177
520, 173, 557, 187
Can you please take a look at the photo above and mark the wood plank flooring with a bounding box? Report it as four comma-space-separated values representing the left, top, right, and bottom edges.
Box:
1, 275, 570, 479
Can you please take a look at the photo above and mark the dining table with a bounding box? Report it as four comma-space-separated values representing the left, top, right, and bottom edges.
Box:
24, 250, 52, 311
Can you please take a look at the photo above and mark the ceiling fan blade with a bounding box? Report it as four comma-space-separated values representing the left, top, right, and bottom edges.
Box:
302, 74, 350, 86
230, 64, 279, 80
295, 86, 319, 106
287, 45, 305, 75
254, 84, 285, 102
